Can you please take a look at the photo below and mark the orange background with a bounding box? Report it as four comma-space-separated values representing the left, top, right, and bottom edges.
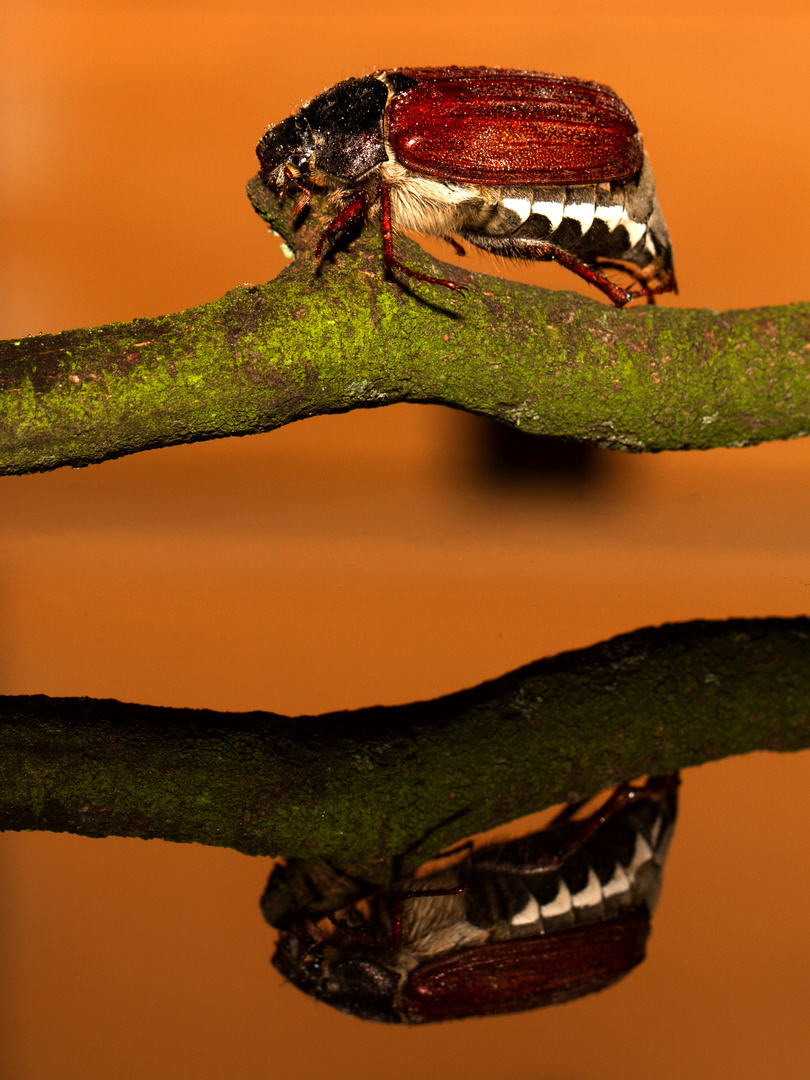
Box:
2, 2, 810, 1077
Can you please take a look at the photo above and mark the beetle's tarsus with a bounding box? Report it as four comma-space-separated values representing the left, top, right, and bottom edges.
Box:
596, 258, 676, 306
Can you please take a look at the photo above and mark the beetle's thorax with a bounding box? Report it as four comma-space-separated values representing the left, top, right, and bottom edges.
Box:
390, 874, 488, 973
373, 156, 482, 232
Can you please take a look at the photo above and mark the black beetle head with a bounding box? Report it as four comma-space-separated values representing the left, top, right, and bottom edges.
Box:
273, 930, 401, 1022
256, 76, 390, 193
256, 116, 315, 189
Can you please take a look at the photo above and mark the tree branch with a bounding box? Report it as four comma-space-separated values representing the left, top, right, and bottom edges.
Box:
2, 177, 809, 476
2, 617, 807, 881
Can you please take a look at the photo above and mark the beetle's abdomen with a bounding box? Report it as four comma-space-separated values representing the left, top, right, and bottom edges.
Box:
440, 155, 670, 278
499, 184, 648, 259
465, 778, 676, 938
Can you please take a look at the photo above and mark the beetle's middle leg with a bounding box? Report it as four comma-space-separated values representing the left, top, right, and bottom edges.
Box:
379, 184, 466, 292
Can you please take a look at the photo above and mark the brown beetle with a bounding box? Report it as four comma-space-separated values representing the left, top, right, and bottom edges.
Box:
256, 68, 676, 306
272, 774, 679, 1022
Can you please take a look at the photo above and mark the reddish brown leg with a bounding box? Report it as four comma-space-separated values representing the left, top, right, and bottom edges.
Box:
596, 258, 678, 305
315, 192, 368, 261
379, 184, 466, 292
541, 246, 641, 308
503, 239, 659, 307
543, 775, 679, 867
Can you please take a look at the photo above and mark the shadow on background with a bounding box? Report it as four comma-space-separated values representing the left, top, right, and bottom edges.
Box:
471, 418, 610, 490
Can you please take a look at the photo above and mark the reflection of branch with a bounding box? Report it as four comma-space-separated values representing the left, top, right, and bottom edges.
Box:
2, 617, 807, 880
2, 177, 809, 476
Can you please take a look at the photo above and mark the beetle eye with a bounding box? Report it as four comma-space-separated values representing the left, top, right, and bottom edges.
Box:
291, 147, 313, 172
256, 116, 314, 184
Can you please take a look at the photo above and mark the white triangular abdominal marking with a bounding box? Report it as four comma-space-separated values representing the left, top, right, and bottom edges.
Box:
594, 203, 625, 232
540, 879, 573, 919
510, 894, 541, 926
563, 191, 597, 234
601, 862, 631, 900
501, 196, 531, 224
627, 832, 655, 877
531, 198, 564, 231
571, 867, 603, 909
622, 218, 648, 249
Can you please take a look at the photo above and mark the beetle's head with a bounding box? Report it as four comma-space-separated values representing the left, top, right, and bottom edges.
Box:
273, 926, 402, 1022
257, 76, 390, 196
256, 116, 315, 191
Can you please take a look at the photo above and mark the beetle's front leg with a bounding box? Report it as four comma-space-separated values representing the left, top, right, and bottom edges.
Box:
315, 191, 369, 263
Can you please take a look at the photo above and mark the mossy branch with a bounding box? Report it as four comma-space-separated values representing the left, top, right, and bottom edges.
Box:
1, 617, 808, 881
2, 177, 809, 476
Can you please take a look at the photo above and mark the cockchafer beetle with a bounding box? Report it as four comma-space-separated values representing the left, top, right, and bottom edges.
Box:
270, 773, 679, 1022
255, 67, 676, 307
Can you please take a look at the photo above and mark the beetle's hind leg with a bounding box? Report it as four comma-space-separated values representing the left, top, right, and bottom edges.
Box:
461, 234, 642, 308
549, 248, 640, 307
511, 240, 639, 308
595, 258, 678, 305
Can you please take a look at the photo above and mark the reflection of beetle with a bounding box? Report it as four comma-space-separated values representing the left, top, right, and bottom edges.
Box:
272, 774, 679, 1022
256, 67, 676, 307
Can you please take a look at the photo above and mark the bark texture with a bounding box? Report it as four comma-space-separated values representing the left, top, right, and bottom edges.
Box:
2, 618, 807, 880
